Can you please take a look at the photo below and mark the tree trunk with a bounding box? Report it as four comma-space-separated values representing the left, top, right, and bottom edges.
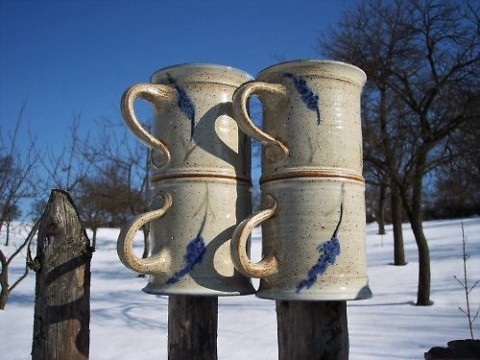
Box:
276, 300, 349, 359
409, 213, 432, 305
402, 202, 431, 306
91, 228, 97, 253
168, 295, 218, 360
400, 150, 432, 306
391, 184, 406, 265
32, 189, 92, 360
0, 250, 8, 310
376, 183, 387, 235
5, 221, 10, 246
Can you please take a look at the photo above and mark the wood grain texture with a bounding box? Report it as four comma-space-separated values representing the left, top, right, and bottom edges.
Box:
276, 300, 349, 360
168, 295, 218, 360
32, 190, 91, 360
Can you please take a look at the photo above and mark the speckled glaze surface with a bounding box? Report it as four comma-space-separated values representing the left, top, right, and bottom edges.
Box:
121, 63, 253, 180
121, 178, 254, 295
232, 179, 371, 300
231, 60, 371, 300
118, 64, 255, 296
232, 60, 366, 179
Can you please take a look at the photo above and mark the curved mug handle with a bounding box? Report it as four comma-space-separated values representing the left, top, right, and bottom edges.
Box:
231, 194, 279, 278
232, 81, 289, 159
117, 192, 173, 274
121, 83, 176, 168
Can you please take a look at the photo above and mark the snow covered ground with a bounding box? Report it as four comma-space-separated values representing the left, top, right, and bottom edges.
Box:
1, 218, 479, 359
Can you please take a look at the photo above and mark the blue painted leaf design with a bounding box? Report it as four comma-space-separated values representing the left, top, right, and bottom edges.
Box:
167, 73, 196, 138
296, 203, 343, 293
166, 235, 206, 284
284, 72, 321, 124
166, 211, 207, 284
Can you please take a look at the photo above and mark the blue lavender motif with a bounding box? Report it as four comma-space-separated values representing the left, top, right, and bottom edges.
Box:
284, 72, 321, 124
166, 215, 207, 284
167, 73, 196, 138
295, 203, 343, 293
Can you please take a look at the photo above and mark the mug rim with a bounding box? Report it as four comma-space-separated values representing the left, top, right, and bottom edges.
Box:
256, 59, 367, 85
150, 63, 254, 84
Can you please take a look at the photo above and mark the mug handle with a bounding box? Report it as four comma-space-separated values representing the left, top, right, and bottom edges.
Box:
117, 192, 173, 274
231, 194, 279, 278
121, 83, 176, 168
232, 81, 289, 159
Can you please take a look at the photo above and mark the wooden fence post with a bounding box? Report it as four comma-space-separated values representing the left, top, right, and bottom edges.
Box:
31, 189, 92, 360
276, 300, 349, 359
168, 295, 218, 360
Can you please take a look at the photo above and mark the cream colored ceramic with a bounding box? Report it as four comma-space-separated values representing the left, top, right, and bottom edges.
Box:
232, 180, 372, 300
121, 63, 252, 181
117, 64, 255, 296
118, 178, 253, 295
232, 60, 365, 179
231, 60, 372, 300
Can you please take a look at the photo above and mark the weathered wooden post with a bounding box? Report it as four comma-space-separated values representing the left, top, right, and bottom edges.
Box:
276, 300, 349, 359
31, 189, 92, 360
168, 296, 218, 359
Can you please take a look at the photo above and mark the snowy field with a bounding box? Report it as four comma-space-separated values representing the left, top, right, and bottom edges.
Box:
1, 217, 479, 359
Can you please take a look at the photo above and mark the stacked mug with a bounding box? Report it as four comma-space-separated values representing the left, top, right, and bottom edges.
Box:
231, 60, 372, 300
117, 64, 255, 295
117, 60, 372, 300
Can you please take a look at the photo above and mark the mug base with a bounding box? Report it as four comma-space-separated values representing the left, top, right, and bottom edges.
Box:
255, 284, 372, 301
142, 280, 256, 297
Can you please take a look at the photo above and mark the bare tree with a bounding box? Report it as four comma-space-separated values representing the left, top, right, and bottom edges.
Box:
75, 119, 149, 247
0, 100, 38, 230
430, 91, 480, 219
76, 163, 146, 247
317, 0, 480, 305
2, 203, 21, 246
34, 115, 95, 196
0, 219, 40, 310
364, 161, 389, 235
32, 114, 150, 248
0, 101, 42, 309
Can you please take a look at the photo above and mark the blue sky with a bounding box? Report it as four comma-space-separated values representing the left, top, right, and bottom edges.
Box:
1, 0, 350, 181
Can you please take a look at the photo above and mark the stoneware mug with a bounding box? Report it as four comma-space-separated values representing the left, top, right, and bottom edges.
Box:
117, 63, 255, 296
231, 60, 372, 300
